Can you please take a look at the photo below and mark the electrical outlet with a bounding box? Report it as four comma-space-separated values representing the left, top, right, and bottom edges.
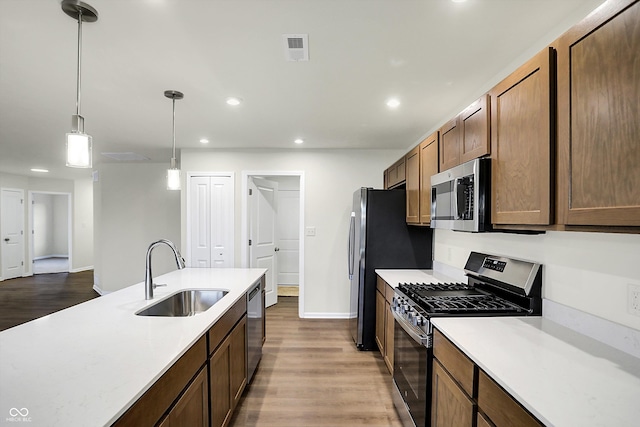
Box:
628, 284, 640, 317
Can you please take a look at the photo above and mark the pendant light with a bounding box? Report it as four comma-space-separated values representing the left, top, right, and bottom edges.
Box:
62, 0, 98, 168
165, 90, 184, 191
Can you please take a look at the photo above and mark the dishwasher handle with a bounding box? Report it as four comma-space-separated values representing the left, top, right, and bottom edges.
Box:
248, 283, 261, 300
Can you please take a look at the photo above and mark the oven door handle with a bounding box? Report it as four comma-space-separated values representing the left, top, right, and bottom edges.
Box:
392, 310, 430, 347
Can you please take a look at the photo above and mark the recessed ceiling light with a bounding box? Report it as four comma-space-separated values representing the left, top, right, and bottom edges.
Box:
451, 0, 467, 3
30, 168, 49, 173
225, 97, 242, 106
200, 138, 209, 144
294, 138, 304, 144
386, 98, 401, 109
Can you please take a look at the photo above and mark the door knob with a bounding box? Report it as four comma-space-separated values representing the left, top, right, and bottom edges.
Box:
3, 238, 9, 242
274, 247, 280, 252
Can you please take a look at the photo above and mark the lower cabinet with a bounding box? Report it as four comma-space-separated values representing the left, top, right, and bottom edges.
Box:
375, 276, 395, 374
158, 366, 209, 427
432, 329, 543, 427
210, 315, 247, 427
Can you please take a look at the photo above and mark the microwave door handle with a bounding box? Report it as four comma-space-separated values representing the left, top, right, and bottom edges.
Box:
348, 212, 355, 280
454, 178, 462, 219
456, 178, 469, 219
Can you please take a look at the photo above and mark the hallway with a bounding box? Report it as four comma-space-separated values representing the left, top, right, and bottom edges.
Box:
230, 297, 402, 426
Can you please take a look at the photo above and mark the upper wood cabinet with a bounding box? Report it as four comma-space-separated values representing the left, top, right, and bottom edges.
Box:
420, 132, 439, 224
556, 0, 640, 227
489, 47, 555, 226
460, 94, 490, 164
439, 95, 490, 172
385, 156, 406, 189
438, 117, 461, 172
405, 146, 420, 223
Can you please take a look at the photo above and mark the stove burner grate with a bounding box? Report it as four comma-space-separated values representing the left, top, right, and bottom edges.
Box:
419, 294, 525, 313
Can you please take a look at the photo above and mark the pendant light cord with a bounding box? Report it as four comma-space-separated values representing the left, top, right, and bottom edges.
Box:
172, 98, 177, 159
76, 9, 83, 116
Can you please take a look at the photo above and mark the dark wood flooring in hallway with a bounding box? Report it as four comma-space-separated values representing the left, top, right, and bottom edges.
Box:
0, 270, 98, 331
230, 296, 403, 427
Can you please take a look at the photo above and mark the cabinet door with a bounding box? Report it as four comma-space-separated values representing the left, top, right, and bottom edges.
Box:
460, 94, 490, 163
406, 146, 420, 223
210, 339, 232, 427
158, 366, 209, 427
432, 360, 475, 427
375, 289, 386, 354
439, 117, 461, 171
478, 371, 542, 427
490, 47, 555, 226
230, 316, 247, 408
557, 0, 640, 226
419, 132, 439, 224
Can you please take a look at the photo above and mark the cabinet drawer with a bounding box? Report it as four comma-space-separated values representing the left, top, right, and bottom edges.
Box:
208, 296, 247, 355
376, 276, 386, 294
478, 370, 542, 427
433, 329, 476, 397
385, 282, 395, 303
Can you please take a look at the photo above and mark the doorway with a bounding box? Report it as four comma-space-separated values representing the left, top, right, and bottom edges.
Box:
242, 172, 304, 317
29, 192, 71, 275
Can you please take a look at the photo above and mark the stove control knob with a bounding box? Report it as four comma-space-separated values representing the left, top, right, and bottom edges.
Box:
401, 304, 410, 314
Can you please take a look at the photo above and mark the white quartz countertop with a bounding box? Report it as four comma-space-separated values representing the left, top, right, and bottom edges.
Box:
375, 269, 463, 288
0, 267, 266, 427
432, 316, 640, 427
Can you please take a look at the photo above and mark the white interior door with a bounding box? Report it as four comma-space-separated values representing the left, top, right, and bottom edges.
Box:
1, 188, 25, 280
189, 175, 234, 268
276, 189, 300, 285
249, 177, 279, 307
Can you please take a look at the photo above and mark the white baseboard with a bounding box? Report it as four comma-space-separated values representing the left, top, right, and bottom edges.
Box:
302, 312, 351, 319
69, 265, 93, 273
92, 284, 108, 296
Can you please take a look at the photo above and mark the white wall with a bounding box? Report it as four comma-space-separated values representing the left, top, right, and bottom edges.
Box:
93, 163, 181, 294
180, 148, 404, 316
434, 230, 640, 331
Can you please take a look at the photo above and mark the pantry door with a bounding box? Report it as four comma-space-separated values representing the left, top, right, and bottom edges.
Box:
188, 175, 234, 268
249, 177, 278, 308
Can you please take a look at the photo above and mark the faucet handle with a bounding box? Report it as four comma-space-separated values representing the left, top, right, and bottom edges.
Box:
153, 283, 167, 289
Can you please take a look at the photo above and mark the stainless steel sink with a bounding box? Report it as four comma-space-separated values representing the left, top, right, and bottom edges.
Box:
136, 289, 229, 317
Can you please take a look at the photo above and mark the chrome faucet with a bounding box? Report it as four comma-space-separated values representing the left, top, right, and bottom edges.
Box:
145, 239, 186, 300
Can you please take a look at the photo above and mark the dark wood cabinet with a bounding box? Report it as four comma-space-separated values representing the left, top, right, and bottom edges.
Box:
158, 366, 209, 427
556, 0, 640, 227
419, 132, 439, 224
478, 371, 542, 427
209, 298, 248, 427
406, 145, 420, 223
489, 47, 555, 226
460, 94, 490, 164
439, 117, 461, 172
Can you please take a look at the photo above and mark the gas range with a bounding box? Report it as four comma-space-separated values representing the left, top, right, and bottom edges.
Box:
391, 251, 543, 348
391, 252, 543, 427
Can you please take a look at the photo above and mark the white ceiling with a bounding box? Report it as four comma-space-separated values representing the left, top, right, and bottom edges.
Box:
0, 0, 604, 181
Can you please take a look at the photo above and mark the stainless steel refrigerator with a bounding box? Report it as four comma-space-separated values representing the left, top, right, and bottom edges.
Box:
348, 188, 433, 350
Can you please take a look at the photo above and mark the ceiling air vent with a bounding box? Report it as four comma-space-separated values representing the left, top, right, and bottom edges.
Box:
101, 152, 150, 161
283, 34, 309, 62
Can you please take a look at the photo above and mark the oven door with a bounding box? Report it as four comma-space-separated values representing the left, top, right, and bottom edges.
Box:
392, 313, 432, 427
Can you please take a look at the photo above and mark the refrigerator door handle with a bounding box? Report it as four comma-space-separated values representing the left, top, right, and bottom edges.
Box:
348, 212, 355, 280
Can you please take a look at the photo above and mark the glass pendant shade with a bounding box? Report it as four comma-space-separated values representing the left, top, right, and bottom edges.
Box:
167, 166, 181, 190
66, 132, 93, 168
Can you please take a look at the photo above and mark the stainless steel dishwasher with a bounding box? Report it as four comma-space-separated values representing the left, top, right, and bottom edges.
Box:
246, 280, 263, 383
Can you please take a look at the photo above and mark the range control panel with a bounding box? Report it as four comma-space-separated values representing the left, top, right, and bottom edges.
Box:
482, 258, 506, 273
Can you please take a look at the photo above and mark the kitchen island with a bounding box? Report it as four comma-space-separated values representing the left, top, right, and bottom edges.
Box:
0, 267, 266, 427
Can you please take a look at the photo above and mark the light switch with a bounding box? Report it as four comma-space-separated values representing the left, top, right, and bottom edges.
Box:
305, 226, 316, 236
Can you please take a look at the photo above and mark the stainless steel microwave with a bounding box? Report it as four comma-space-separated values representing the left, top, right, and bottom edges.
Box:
430, 158, 490, 232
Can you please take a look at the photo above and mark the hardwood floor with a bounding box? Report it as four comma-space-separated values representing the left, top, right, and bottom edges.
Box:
230, 297, 403, 426
0, 270, 99, 332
